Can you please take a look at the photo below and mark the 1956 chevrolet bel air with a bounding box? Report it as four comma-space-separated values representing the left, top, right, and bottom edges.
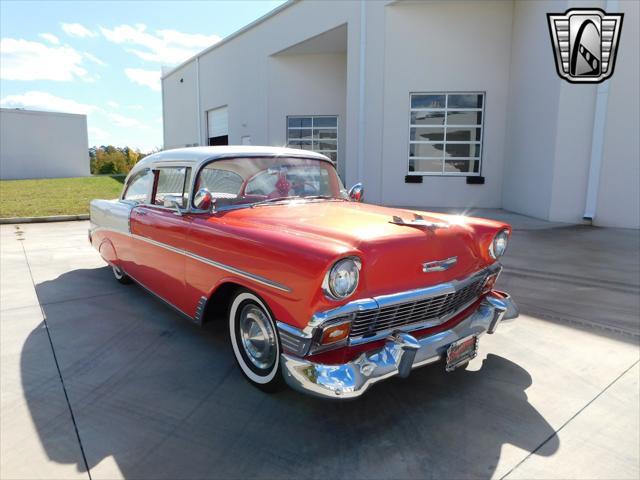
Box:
90, 146, 518, 399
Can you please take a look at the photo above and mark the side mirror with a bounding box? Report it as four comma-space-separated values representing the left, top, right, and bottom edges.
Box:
348, 183, 364, 202
163, 195, 184, 216
193, 188, 214, 212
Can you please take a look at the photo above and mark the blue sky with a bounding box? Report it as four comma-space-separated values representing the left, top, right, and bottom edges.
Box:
0, 0, 286, 151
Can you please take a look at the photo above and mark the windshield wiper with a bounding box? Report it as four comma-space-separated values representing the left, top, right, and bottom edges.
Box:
250, 196, 302, 207
251, 195, 346, 208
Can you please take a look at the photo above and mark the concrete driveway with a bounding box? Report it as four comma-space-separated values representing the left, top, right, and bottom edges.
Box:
1, 217, 638, 479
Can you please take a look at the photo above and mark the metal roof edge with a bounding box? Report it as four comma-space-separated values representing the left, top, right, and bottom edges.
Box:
161, 0, 298, 80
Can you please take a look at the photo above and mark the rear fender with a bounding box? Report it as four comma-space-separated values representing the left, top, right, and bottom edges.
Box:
98, 238, 118, 265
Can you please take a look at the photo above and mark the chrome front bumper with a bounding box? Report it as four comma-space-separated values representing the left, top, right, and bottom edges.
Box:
280, 291, 518, 399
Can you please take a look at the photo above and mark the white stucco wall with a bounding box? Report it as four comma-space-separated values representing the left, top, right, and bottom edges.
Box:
267, 53, 347, 177
162, 61, 199, 149
595, 0, 640, 228
0, 109, 89, 180
502, 0, 639, 228
502, 0, 563, 220
375, 0, 513, 208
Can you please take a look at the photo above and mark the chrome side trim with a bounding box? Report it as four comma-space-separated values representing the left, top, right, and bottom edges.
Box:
277, 322, 314, 356
194, 295, 208, 325
91, 227, 291, 293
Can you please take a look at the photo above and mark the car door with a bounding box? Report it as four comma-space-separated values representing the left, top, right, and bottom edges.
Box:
129, 166, 192, 314
182, 162, 246, 317
107, 168, 154, 275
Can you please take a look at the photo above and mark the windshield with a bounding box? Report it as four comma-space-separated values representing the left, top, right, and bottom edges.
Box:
193, 156, 347, 209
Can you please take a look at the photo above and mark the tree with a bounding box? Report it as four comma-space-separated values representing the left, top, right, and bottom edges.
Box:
89, 145, 155, 175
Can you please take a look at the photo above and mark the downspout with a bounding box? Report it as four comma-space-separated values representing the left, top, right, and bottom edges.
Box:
583, 79, 610, 222
357, 0, 366, 183
583, 0, 617, 222
160, 69, 166, 150
195, 56, 203, 146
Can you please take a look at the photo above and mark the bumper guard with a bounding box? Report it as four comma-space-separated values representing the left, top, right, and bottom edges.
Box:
280, 291, 518, 399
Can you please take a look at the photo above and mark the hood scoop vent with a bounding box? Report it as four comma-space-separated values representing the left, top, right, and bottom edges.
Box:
390, 214, 449, 230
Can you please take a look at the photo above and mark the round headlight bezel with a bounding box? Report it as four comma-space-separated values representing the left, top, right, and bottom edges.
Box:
323, 257, 361, 300
489, 229, 509, 260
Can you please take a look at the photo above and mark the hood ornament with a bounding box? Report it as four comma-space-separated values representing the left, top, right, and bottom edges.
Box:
390, 214, 449, 230
423, 256, 457, 273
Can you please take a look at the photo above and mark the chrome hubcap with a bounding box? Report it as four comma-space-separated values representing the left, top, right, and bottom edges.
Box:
239, 304, 276, 370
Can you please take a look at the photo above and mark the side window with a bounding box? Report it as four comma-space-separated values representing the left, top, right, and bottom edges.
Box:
122, 170, 153, 203
154, 167, 191, 208
195, 165, 243, 205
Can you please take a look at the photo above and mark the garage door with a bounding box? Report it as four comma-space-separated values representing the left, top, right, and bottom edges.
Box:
207, 106, 228, 146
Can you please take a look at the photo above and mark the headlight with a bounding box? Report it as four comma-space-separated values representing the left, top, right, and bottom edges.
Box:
323, 257, 361, 300
489, 229, 509, 259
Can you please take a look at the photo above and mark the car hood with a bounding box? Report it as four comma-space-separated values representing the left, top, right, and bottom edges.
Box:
224, 201, 506, 296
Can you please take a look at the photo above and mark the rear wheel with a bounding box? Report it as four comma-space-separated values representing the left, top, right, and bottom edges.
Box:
228, 289, 282, 392
112, 265, 132, 284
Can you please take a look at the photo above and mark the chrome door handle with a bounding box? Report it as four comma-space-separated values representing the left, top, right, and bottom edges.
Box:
136, 210, 147, 216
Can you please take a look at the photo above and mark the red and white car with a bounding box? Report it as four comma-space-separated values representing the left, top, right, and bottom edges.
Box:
90, 146, 518, 399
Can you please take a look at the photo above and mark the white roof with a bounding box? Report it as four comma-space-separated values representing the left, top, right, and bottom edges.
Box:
129, 145, 332, 177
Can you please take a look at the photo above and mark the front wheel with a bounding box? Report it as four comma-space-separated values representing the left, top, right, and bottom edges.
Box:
228, 289, 283, 392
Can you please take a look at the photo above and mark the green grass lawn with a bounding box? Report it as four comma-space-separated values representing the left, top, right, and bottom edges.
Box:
0, 175, 125, 218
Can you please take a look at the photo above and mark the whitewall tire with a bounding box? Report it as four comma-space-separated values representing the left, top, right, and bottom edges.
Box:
228, 289, 282, 391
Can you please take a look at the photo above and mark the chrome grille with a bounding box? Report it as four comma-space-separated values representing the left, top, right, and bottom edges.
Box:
350, 274, 487, 339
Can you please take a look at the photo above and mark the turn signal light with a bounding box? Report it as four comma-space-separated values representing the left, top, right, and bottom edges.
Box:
320, 321, 351, 345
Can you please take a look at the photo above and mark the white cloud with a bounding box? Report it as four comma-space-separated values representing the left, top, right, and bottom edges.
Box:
61, 22, 96, 38
88, 126, 110, 143
0, 38, 88, 81
39, 33, 60, 44
84, 52, 107, 66
107, 112, 142, 128
124, 68, 160, 91
107, 100, 145, 110
100, 23, 220, 65
0, 91, 98, 114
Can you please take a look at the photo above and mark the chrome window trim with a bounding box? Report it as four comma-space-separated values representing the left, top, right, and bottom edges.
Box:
188, 154, 340, 215
91, 226, 292, 293
121, 168, 154, 203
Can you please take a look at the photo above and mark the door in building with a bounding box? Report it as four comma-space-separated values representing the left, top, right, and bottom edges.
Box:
207, 106, 229, 146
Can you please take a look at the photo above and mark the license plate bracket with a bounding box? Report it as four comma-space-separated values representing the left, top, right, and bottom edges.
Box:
445, 335, 478, 372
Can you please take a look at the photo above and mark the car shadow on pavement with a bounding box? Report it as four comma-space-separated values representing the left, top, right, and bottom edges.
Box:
23, 266, 559, 479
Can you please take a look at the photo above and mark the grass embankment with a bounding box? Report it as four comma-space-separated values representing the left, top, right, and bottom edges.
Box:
0, 175, 125, 218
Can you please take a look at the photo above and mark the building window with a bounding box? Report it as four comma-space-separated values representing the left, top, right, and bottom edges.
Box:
287, 116, 337, 164
408, 93, 484, 176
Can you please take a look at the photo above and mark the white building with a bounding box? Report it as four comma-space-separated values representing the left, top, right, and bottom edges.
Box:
161, 0, 640, 229
0, 109, 89, 180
